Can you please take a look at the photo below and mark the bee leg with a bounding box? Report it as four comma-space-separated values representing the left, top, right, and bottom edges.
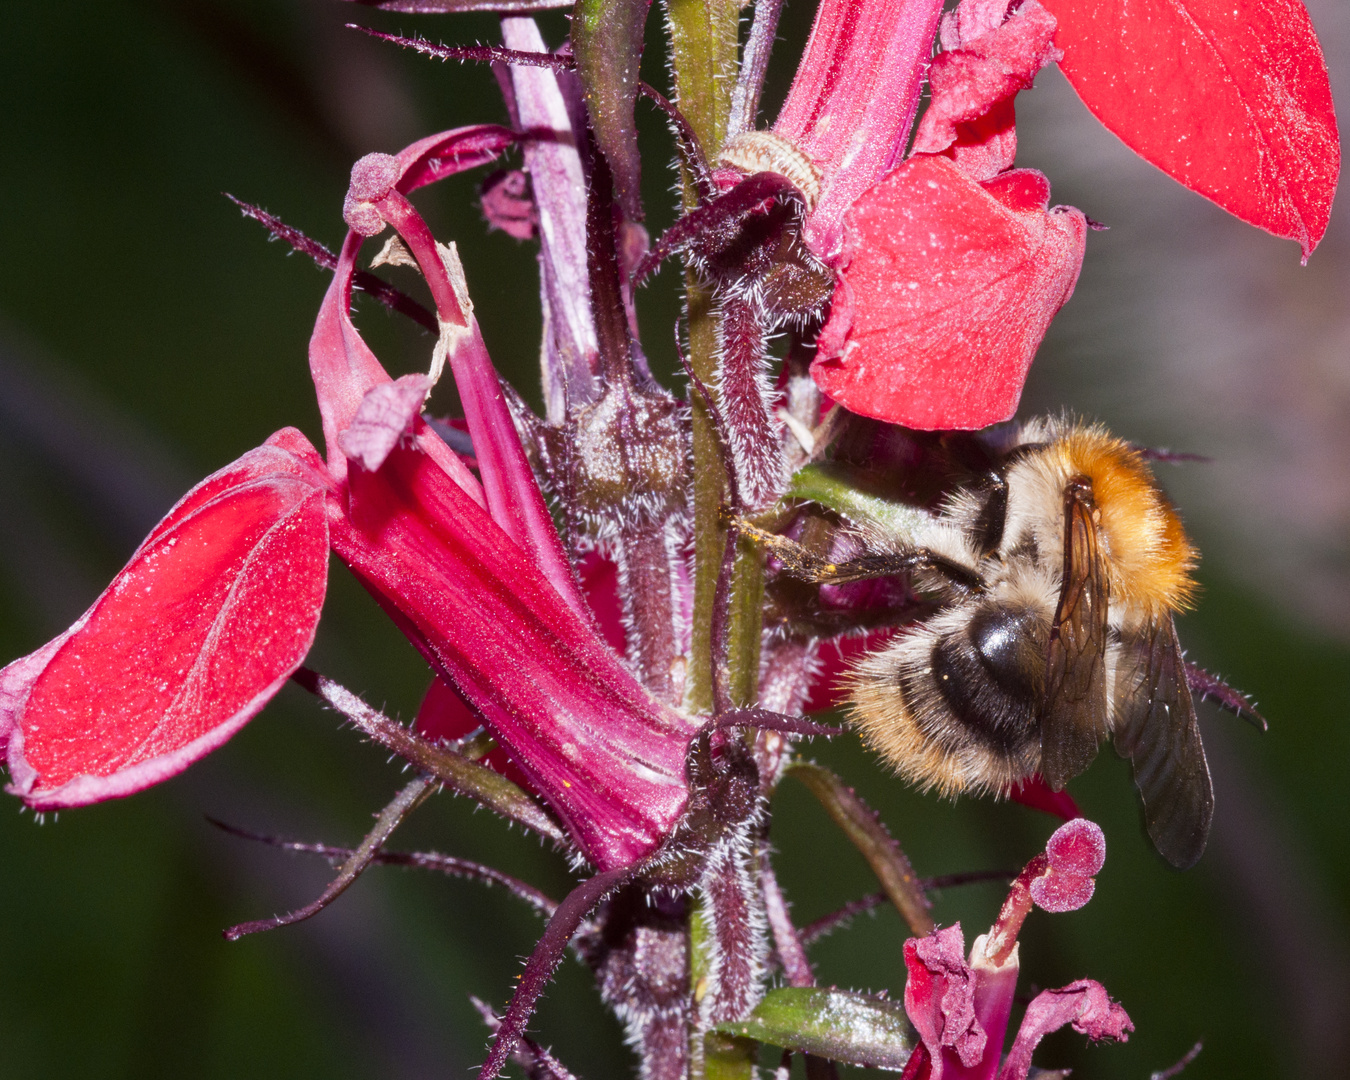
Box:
726, 513, 981, 592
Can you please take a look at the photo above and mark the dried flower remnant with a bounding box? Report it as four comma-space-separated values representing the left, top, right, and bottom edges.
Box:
480, 169, 537, 240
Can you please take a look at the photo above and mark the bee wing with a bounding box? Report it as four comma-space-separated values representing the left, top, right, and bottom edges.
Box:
1113, 617, 1213, 869
1040, 477, 1110, 789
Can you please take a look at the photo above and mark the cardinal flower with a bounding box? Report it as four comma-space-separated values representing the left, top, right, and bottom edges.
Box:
715, 0, 1336, 430
0, 125, 699, 873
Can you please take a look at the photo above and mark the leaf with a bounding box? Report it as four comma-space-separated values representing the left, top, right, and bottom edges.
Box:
2, 430, 331, 809
715, 987, 914, 1069
571, 0, 654, 218
1041, 0, 1339, 259
813, 155, 1086, 430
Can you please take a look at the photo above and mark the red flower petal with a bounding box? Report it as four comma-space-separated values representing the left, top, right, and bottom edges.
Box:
415, 676, 530, 787
814, 155, 1086, 430
774, 0, 946, 257
1008, 775, 1082, 820
2, 431, 331, 809
1042, 0, 1339, 259
332, 444, 698, 870
912, 0, 1060, 180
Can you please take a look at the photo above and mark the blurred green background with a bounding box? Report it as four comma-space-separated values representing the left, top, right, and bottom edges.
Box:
1, 1, 1346, 1078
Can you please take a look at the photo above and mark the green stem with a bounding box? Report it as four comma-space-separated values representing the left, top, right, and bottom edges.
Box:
664, 9, 756, 1078
663, 0, 742, 162
667, 0, 759, 716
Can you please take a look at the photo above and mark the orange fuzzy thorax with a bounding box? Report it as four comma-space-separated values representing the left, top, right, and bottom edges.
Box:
1045, 426, 1197, 615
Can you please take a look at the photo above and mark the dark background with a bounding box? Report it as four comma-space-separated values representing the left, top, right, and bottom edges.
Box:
1, 1, 1347, 1077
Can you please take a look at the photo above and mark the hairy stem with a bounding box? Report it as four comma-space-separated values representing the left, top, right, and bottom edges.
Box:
786, 762, 935, 936
617, 518, 683, 701
716, 294, 786, 510
293, 669, 565, 843
224, 777, 434, 940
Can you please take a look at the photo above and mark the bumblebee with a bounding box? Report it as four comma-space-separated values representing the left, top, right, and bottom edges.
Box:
740, 417, 1236, 868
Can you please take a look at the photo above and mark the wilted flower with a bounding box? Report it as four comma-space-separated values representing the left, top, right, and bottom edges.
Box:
902, 819, 1130, 1080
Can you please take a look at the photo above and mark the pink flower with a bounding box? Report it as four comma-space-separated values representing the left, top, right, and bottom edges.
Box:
0, 125, 698, 872
901, 819, 1131, 1080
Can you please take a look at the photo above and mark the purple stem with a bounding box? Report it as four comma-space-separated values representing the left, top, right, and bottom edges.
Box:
1185, 662, 1268, 730
471, 997, 582, 1080
698, 837, 767, 1024
675, 326, 745, 716
347, 0, 571, 10
353, 28, 577, 72
632, 171, 800, 286
1153, 1041, 1204, 1080
293, 669, 566, 842
207, 818, 560, 918
224, 776, 433, 940
502, 17, 599, 420
760, 851, 814, 987
637, 83, 713, 198
480, 864, 637, 1079
727, 0, 786, 138
716, 294, 786, 510
227, 195, 437, 332
715, 707, 842, 738
615, 521, 682, 701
